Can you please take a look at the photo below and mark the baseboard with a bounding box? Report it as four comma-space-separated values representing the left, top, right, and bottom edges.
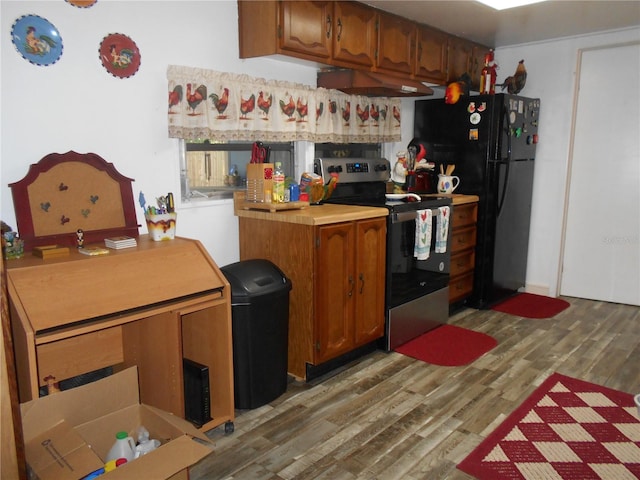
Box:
524, 283, 550, 297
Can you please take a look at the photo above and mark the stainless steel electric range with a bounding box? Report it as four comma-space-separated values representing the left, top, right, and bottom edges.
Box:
315, 157, 452, 351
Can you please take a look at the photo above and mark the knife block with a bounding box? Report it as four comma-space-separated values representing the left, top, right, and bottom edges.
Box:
246, 163, 274, 202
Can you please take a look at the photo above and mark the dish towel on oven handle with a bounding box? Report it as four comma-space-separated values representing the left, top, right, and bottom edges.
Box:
414, 209, 432, 260
435, 206, 450, 253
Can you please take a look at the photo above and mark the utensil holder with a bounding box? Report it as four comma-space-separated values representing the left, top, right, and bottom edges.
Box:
145, 212, 177, 241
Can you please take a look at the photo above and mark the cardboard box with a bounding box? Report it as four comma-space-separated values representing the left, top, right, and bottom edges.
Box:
20, 367, 213, 480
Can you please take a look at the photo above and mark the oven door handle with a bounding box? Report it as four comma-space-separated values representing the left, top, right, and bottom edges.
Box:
393, 210, 435, 223
393, 211, 417, 223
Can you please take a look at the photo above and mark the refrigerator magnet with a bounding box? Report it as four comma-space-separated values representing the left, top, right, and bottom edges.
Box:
467, 102, 476, 113
470, 112, 481, 125
469, 129, 479, 141
478, 102, 487, 112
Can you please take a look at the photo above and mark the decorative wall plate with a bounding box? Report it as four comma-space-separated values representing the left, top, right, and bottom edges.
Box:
11, 14, 63, 66
99, 33, 141, 78
66, 0, 98, 7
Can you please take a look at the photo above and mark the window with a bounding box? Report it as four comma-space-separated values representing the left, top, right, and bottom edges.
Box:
180, 140, 295, 201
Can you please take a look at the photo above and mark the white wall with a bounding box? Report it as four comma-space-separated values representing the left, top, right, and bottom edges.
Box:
0, 0, 317, 268
493, 28, 640, 297
2, 1, 639, 293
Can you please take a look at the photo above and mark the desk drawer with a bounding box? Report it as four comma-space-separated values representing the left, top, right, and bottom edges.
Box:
451, 225, 477, 254
37, 327, 123, 387
450, 250, 475, 277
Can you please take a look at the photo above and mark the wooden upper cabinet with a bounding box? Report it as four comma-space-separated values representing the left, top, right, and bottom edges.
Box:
331, 1, 377, 68
278, 1, 333, 60
447, 36, 473, 83
375, 12, 415, 75
238, 0, 492, 88
414, 24, 449, 83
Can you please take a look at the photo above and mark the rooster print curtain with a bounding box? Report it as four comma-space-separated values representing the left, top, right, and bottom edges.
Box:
167, 65, 401, 143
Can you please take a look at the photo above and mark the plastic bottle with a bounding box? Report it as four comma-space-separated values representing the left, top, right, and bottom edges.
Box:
105, 431, 136, 463
272, 162, 286, 203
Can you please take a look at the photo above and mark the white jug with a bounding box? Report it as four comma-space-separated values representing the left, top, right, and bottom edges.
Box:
105, 431, 136, 463
437, 174, 460, 194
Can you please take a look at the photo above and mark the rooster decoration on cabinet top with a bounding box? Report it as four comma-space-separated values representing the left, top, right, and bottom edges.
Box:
499, 59, 527, 94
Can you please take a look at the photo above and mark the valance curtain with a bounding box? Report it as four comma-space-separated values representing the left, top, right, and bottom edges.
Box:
167, 65, 401, 143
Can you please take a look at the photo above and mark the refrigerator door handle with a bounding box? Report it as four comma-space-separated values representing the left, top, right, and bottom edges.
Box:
496, 104, 512, 216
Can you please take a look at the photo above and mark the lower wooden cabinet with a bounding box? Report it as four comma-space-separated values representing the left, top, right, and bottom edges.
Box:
239, 216, 386, 380
449, 202, 478, 304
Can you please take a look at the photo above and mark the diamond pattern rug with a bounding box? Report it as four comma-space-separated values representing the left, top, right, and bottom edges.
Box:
458, 373, 640, 479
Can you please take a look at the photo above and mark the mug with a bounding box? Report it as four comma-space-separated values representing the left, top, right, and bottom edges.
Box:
437, 174, 460, 194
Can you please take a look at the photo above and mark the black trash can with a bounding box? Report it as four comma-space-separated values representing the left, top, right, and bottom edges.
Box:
221, 259, 292, 409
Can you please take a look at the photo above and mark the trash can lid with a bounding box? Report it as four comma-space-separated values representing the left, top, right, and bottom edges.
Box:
221, 259, 291, 299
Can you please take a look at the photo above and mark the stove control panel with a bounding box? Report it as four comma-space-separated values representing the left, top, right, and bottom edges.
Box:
314, 158, 390, 184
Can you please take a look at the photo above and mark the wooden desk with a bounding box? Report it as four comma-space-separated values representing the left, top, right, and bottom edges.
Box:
6, 235, 234, 432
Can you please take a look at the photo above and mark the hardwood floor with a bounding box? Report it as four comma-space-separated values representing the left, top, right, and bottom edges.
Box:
191, 297, 640, 479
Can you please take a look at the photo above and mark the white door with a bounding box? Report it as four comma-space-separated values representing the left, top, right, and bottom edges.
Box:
560, 42, 640, 306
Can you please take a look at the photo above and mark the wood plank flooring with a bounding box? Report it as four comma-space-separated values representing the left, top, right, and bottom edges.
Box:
191, 297, 640, 480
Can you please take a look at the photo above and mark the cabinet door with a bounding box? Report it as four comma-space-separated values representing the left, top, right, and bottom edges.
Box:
279, 1, 332, 60
353, 218, 386, 345
375, 12, 415, 75
332, 1, 377, 68
415, 25, 448, 83
447, 36, 473, 83
315, 222, 356, 363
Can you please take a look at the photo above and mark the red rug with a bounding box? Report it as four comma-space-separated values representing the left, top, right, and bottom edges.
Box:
458, 373, 640, 480
492, 293, 570, 319
394, 324, 497, 366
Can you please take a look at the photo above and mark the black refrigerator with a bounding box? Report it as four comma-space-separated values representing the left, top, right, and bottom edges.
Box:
414, 94, 541, 309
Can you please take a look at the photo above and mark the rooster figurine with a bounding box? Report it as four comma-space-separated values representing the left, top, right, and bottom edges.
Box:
499, 59, 527, 94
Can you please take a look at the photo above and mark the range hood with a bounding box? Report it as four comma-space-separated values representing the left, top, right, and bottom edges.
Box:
317, 69, 434, 97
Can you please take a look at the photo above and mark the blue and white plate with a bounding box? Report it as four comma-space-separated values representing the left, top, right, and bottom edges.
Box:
11, 14, 63, 66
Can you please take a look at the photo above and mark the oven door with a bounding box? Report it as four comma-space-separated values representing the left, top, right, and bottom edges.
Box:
384, 208, 451, 351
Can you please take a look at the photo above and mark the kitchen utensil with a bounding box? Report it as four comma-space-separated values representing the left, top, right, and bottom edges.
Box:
445, 164, 456, 176
407, 146, 417, 171
251, 142, 268, 163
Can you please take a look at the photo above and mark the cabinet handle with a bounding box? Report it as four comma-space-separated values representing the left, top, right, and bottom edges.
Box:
326, 14, 332, 39
336, 18, 342, 42
359, 273, 365, 294
348, 275, 354, 297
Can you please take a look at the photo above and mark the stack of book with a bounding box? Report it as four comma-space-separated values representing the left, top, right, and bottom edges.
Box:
104, 236, 138, 250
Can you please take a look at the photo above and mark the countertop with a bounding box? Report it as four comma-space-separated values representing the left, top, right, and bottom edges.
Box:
234, 192, 388, 226
234, 192, 479, 225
